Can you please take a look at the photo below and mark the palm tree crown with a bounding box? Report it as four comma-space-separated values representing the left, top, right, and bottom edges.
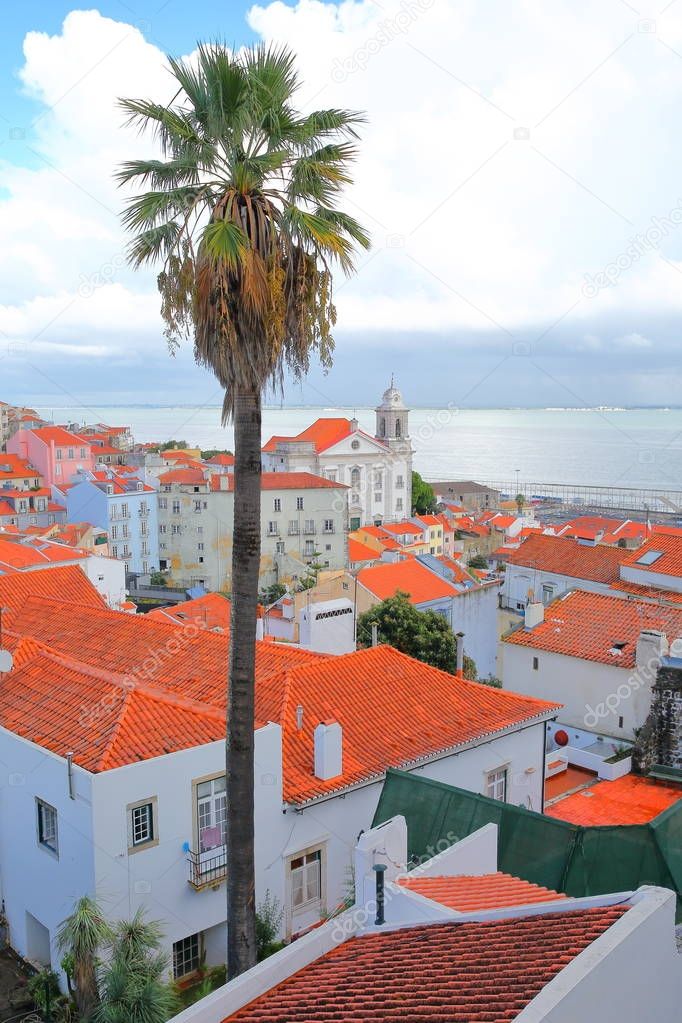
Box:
117, 43, 370, 418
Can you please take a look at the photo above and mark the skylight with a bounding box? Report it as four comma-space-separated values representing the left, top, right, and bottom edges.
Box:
636, 550, 663, 566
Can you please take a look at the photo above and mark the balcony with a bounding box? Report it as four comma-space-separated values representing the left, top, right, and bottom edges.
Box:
288, 525, 300, 535
187, 848, 227, 890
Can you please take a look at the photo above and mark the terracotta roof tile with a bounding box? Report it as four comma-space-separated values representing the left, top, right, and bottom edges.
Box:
263, 418, 352, 454
505, 588, 682, 666
357, 558, 460, 604
396, 872, 566, 911
347, 538, 378, 565
0, 565, 105, 618
621, 531, 682, 579
501, 534, 623, 583
147, 592, 230, 630
225, 908, 627, 1022
546, 774, 681, 825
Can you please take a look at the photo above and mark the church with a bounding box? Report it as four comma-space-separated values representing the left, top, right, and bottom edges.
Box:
261, 381, 414, 528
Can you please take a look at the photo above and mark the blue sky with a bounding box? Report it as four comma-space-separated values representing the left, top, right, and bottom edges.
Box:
3, 1, 682, 411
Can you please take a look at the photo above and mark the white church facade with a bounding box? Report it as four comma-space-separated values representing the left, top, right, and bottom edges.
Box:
262, 382, 413, 528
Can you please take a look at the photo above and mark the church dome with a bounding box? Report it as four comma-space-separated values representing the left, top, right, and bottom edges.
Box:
378, 380, 407, 410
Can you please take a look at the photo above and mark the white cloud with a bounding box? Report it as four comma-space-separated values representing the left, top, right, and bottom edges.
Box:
1, 1, 682, 374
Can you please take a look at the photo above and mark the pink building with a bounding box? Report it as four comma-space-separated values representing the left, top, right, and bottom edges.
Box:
8, 426, 95, 487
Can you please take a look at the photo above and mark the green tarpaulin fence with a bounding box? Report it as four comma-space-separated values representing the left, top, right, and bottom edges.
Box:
372, 769, 682, 919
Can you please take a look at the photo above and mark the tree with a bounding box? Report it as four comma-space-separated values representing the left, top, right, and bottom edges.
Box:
468, 553, 489, 570
119, 44, 368, 977
259, 581, 287, 605
56, 895, 112, 1020
95, 910, 178, 1023
201, 448, 234, 459
515, 492, 525, 515
411, 471, 436, 515
357, 592, 477, 678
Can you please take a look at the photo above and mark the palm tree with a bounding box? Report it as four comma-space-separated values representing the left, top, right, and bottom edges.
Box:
95, 909, 178, 1023
118, 44, 369, 977
57, 895, 112, 1020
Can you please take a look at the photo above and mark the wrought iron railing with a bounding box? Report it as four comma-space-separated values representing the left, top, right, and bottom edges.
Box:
187, 848, 227, 889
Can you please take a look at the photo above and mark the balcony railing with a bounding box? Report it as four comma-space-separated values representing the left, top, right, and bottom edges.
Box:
187, 848, 227, 890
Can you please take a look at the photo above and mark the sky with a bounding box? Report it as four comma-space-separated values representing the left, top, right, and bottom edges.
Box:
2, 0, 682, 410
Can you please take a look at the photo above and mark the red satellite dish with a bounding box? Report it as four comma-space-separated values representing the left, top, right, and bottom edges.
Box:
554, 729, 569, 747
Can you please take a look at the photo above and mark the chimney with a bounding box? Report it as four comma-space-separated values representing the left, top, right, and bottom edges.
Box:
525, 602, 544, 629
456, 632, 464, 673
636, 629, 668, 669
296, 705, 304, 730
314, 721, 343, 780
371, 623, 378, 647
350, 417, 359, 432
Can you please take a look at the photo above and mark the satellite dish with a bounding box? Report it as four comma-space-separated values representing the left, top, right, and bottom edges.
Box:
0, 650, 14, 673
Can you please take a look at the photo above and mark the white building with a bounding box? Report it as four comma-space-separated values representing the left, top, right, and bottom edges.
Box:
502, 589, 682, 740
499, 534, 624, 611
0, 599, 558, 983
262, 382, 413, 528
157, 469, 348, 591
168, 817, 682, 1023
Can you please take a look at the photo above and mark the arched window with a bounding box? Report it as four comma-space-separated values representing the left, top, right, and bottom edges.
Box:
395, 418, 402, 437
350, 467, 361, 487
379, 417, 386, 437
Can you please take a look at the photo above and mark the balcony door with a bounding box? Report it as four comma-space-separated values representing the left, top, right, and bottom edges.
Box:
197, 776, 226, 876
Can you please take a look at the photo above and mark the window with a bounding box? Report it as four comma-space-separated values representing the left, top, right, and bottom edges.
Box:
350, 468, 360, 487
296, 496, 304, 510
172, 500, 181, 514
37, 799, 58, 855
128, 799, 156, 851
375, 472, 382, 489
635, 549, 663, 566
197, 776, 226, 853
111, 544, 118, 558
80, 448, 86, 458
304, 519, 315, 534
532, 656, 539, 670
374, 493, 382, 503
56, 449, 62, 460
351, 439, 360, 450
305, 540, 315, 556
541, 584, 554, 605
486, 768, 507, 802
198, 542, 204, 551
289, 520, 299, 535
396, 498, 403, 511
290, 849, 321, 911
273, 498, 281, 512
68, 448, 74, 460
173, 934, 200, 979
396, 475, 404, 488
158, 497, 167, 509
121, 503, 129, 518
325, 471, 337, 482
267, 521, 279, 535
194, 500, 202, 513
276, 540, 285, 554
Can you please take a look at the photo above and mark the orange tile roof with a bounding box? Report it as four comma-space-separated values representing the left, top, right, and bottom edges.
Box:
382, 521, 425, 537
0, 501, 16, 518
0, 565, 106, 618
206, 453, 235, 466
347, 538, 378, 565
278, 645, 560, 803
147, 592, 231, 631
158, 468, 207, 485
262, 418, 352, 454
0, 454, 40, 480
3, 605, 559, 790
27, 426, 90, 447
0, 537, 88, 570
546, 774, 681, 826
357, 558, 459, 604
505, 588, 682, 666
224, 909, 627, 1023
609, 580, 682, 604
396, 872, 566, 911
621, 531, 682, 579
501, 533, 624, 583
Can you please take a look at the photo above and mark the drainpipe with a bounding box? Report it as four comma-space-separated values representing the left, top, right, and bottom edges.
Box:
373, 863, 387, 925
540, 721, 547, 814
456, 632, 464, 674
371, 623, 379, 648
66, 752, 75, 800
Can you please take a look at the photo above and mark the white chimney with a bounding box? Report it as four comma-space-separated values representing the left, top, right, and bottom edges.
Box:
314, 721, 343, 780
524, 602, 544, 629
636, 629, 668, 669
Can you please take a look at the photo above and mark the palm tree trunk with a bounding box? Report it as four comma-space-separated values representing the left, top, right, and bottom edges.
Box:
226, 385, 261, 979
